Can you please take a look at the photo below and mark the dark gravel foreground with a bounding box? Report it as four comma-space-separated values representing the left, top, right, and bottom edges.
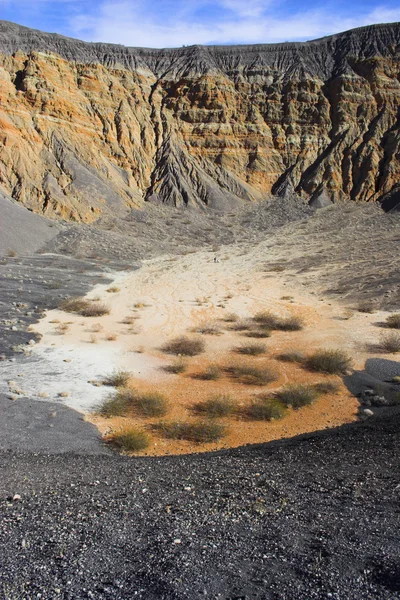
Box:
1, 413, 399, 600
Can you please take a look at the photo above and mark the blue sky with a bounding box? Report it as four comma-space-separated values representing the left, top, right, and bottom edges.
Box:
1, 0, 400, 48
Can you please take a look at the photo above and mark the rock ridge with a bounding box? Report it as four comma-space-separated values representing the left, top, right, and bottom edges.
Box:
0, 20, 399, 219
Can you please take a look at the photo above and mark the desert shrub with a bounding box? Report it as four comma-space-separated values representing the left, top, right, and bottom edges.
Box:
90, 323, 104, 332
253, 311, 280, 329
245, 330, 271, 338
234, 343, 267, 356
193, 395, 236, 418
110, 428, 150, 452
121, 315, 138, 325
99, 392, 131, 417
7, 249, 17, 257
133, 392, 169, 417
56, 323, 70, 334
60, 297, 89, 313
193, 322, 221, 335
277, 316, 304, 331
198, 365, 221, 380
276, 384, 318, 408
385, 314, 400, 329
164, 359, 187, 374
246, 396, 287, 421
80, 302, 110, 317
224, 313, 239, 322
226, 364, 278, 386
107, 286, 120, 293
305, 350, 352, 374
105, 334, 117, 341
379, 332, 400, 353
162, 336, 205, 356
313, 381, 340, 394
102, 370, 131, 387
276, 350, 305, 363
156, 420, 227, 443
230, 319, 253, 331
357, 300, 376, 313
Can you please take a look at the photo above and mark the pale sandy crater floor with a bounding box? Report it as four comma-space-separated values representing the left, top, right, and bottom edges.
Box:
5, 229, 395, 456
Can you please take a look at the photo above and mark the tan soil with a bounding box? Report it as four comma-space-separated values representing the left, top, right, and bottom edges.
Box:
34, 240, 393, 456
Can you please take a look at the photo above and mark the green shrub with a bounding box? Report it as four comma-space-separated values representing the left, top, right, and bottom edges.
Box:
305, 350, 352, 374
193, 395, 236, 418
133, 392, 169, 417
162, 336, 205, 356
156, 420, 227, 443
99, 389, 168, 418
102, 370, 131, 387
380, 332, 400, 353
234, 343, 267, 356
276, 384, 318, 409
226, 364, 278, 386
385, 314, 400, 329
246, 396, 287, 421
276, 351, 305, 363
99, 392, 132, 417
111, 428, 150, 452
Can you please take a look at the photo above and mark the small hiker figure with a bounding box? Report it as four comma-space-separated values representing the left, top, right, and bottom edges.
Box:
214, 256, 219, 263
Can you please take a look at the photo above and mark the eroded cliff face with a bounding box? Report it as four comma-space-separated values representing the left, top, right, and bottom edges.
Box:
0, 21, 399, 221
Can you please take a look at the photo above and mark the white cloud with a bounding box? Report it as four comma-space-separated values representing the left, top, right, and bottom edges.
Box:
69, 1, 400, 48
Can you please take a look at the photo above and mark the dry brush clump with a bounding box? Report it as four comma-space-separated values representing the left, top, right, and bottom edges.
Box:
253, 311, 303, 331
275, 384, 318, 409
313, 381, 340, 394
385, 314, 400, 329
163, 358, 187, 374
162, 336, 205, 356
305, 350, 352, 375
226, 364, 279, 386
155, 420, 227, 443
61, 297, 110, 317
109, 428, 150, 452
357, 299, 377, 313
276, 350, 305, 363
277, 316, 304, 331
379, 332, 400, 354
102, 370, 131, 387
234, 343, 267, 356
246, 396, 288, 421
197, 364, 221, 380
193, 395, 237, 418
192, 322, 222, 335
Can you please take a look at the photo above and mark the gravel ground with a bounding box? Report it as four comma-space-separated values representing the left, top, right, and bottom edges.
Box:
1, 412, 400, 600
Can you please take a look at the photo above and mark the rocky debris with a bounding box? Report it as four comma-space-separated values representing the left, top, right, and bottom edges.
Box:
1, 410, 400, 598
0, 22, 399, 217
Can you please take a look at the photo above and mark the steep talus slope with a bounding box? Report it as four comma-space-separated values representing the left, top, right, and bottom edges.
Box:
0, 21, 399, 220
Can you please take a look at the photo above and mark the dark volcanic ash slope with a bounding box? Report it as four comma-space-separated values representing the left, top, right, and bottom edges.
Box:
0, 21, 399, 220
1, 412, 400, 599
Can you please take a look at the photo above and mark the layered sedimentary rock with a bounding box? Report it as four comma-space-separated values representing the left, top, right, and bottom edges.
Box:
0, 20, 399, 220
